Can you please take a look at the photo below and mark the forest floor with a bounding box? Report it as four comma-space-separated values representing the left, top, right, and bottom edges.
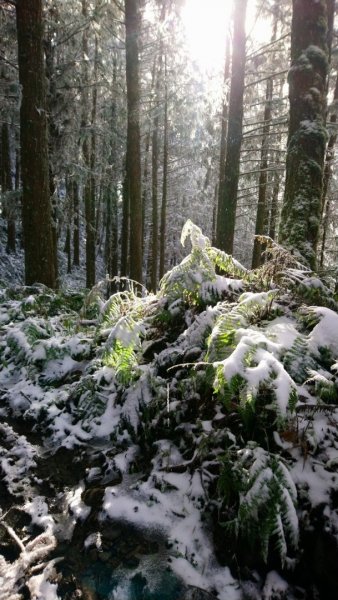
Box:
1, 221, 338, 600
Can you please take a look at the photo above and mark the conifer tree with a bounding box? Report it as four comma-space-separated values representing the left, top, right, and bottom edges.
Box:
125, 0, 143, 287
216, 0, 247, 256
279, 0, 333, 269
16, 0, 56, 288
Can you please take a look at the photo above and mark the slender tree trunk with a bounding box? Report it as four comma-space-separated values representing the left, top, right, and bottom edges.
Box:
279, 0, 330, 269
64, 225, 71, 274
142, 58, 157, 272
150, 61, 162, 291
15, 144, 21, 249
216, 0, 247, 255
120, 164, 129, 277
142, 128, 151, 263
216, 33, 230, 246
105, 187, 119, 294
125, 0, 143, 287
16, 0, 56, 288
73, 179, 80, 266
159, 54, 168, 280
251, 77, 273, 268
64, 177, 72, 274
1, 123, 15, 253
268, 158, 281, 241
45, 26, 59, 284
82, 0, 95, 288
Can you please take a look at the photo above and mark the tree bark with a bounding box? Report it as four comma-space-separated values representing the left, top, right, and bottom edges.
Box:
150, 57, 163, 291
120, 163, 129, 277
251, 77, 273, 268
279, 0, 330, 269
215, 33, 230, 247
45, 17, 59, 284
125, 0, 143, 287
1, 123, 15, 253
16, 0, 56, 288
72, 178, 80, 267
320, 71, 338, 267
216, 0, 247, 255
159, 53, 168, 280
82, 0, 96, 288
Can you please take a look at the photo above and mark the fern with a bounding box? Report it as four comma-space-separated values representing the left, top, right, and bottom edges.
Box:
103, 339, 140, 386
99, 290, 143, 329
160, 220, 246, 306
282, 336, 318, 383
68, 376, 107, 422
221, 445, 298, 565
305, 370, 337, 403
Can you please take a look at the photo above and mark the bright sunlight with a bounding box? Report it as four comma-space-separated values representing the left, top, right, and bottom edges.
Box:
181, 0, 270, 73
181, 0, 232, 72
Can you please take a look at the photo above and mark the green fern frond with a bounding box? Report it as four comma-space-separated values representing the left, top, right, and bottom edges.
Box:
221, 446, 299, 565
160, 220, 246, 306
103, 339, 139, 386
206, 246, 247, 278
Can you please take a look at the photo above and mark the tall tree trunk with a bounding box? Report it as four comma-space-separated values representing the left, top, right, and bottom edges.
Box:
89, 35, 98, 276
215, 33, 230, 246
45, 19, 59, 284
279, 0, 331, 269
159, 54, 168, 280
268, 156, 281, 241
216, 0, 247, 255
125, 0, 143, 287
105, 187, 119, 295
120, 164, 129, 277
251, 77, 273, 268
1, 123, 15, 253
150, 59, 163, 291
142, 128, 151, 263
73, 178, 80, 267
82, 0, 95, 288
16, 0, 56, 288
64, 177, 72, 274
320, 71, 338, 267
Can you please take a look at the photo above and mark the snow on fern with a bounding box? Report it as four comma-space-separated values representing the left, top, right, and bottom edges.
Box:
308, 306, 338, 356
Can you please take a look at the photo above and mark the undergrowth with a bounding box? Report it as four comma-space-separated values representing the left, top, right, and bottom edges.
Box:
1, 221, 338, 575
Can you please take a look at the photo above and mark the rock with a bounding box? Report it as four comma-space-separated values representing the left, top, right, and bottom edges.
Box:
81, 487, 105, 508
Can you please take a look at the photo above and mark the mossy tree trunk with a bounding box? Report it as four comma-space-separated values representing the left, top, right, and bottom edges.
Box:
16, 0, 56, 288
319, 70, 338, 267
279, 0, 331, 269
216, 0, 247, 255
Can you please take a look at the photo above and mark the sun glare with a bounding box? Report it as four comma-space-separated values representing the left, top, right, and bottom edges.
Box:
181, 0, 271, 73
181, 0, 232, 72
